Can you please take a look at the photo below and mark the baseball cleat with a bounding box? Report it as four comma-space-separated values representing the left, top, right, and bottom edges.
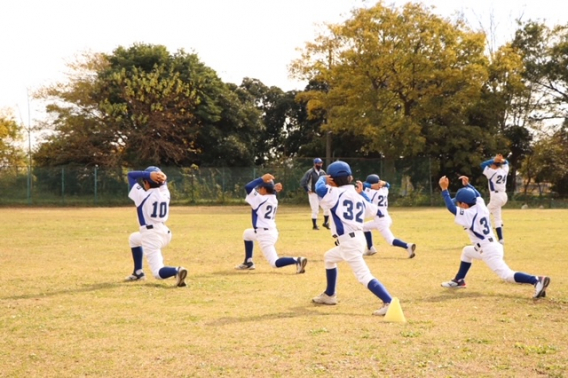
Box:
323, 222, 330, 230
234, 262, 255, 270
364, 247, 378, 256
125, 272, 146, 281
372, 303, 390, 316
175, 267, 188, 287
312, 292, 337, 305
441, 279, 466, 288
499, 239, 505, 245
312, 225, 320, 230
534, 276, 550, 298
407, 243, 416, 258
296, 257, 308, 274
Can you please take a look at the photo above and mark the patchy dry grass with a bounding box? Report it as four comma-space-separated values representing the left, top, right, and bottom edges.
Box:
1, 206, 566, 378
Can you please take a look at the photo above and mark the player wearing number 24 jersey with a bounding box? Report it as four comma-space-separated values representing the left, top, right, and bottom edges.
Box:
124, 166, 187, 287
234, 173, 307, 274
481, 154, 509, 244
439, 175, 549, 299
311, 161, 397, 316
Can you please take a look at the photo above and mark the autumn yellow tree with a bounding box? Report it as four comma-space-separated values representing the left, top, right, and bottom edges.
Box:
291, 2, 494, 165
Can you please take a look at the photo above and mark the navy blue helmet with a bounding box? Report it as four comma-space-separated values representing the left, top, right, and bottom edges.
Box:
144, 166, 162, 186
366, 174, 380, 184
455, 187, 477, 204
327, 161, 352, 178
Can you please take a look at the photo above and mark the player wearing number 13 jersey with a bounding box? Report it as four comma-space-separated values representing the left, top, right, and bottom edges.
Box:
438, 175, 549, 299
362, 174, 416, 258
124, 166, 187, 287
234, 173, 307, 273
311, 161, 397, 316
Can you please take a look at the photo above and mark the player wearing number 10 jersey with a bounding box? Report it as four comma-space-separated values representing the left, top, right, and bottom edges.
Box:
125, 166, 187, 287
234, 173, 307, 273
438, 175, 549, 299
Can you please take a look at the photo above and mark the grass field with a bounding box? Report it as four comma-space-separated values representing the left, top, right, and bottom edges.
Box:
1, 206, 567, 378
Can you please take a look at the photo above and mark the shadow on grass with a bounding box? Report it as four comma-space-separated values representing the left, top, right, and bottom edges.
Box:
1, 281, 122, 300
424, 289, 545, 302
205, 305, 366, 326
1, 279, 186, 300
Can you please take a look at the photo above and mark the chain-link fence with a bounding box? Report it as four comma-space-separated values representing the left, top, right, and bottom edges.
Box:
0, 158, 565, 207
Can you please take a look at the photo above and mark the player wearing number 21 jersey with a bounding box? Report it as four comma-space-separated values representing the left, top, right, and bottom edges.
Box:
362, 174, 416, 258
311, 161, 397, 316
439, 175, 549, 299
234, 173, 307, 273
124, 166, 187, 287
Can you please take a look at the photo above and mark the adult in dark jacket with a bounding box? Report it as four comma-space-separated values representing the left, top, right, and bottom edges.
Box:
300, 158, 330, 230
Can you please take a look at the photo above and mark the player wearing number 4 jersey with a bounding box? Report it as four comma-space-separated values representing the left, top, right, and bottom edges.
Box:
481, 154, 509, 244
362, 174, 416, 258
311, 161, 396, 316
234, 173, 307, 274
125, 167, 187, 287
439, 175, 549, 299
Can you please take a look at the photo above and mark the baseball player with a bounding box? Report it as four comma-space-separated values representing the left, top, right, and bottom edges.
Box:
311, 161, 395, 316
234, 173, 308, 273
438, 175, 550, 298
300, 158, 330, 230
125, 166, 188, 287
480, 154, 509, 244
362, 174, 416, 258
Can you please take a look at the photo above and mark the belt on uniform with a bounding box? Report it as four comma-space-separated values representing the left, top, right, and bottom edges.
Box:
493, 191, 500, 193
332, 232, 357, 245
254, 228, 270, 233
332, 232, 356, 239
474, 237, 494, 252
146, 225, 154, 229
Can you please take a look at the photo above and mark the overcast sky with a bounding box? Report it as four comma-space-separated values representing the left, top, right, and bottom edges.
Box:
2, 0, 566, 129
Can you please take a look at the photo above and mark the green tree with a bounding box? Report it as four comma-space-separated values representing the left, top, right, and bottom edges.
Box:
35, 44, 263, 169
0, 110, 27, 167
290, 1, 496, 186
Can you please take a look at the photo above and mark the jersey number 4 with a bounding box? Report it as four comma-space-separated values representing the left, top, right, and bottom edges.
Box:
343, 200, 364, 222
150, 201, 168, 218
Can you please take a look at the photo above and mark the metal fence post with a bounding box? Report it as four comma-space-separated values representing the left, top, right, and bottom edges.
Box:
61, 167, 65, 204
94, 165, 98, 205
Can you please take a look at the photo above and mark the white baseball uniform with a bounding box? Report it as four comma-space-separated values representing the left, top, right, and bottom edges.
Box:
482, 161, 509, 229
454, 195, 515, 282
128, 180, 172, 279
319, 183, 379, 286
243, 186, 280, 267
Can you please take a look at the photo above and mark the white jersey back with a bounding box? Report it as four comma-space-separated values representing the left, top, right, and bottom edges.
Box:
363, 186, 389, 216
128, 183, 170, 227
483, 164, 509, 192
455, 196, 496, 245
321, 185, 378, 236
246, 190, 278, 229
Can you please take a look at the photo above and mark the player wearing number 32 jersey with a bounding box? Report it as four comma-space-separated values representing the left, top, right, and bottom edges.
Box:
311, 161, 397, 316
124, 166, 187, 287
439, 175, 549, 299
234, 173, 307, 274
